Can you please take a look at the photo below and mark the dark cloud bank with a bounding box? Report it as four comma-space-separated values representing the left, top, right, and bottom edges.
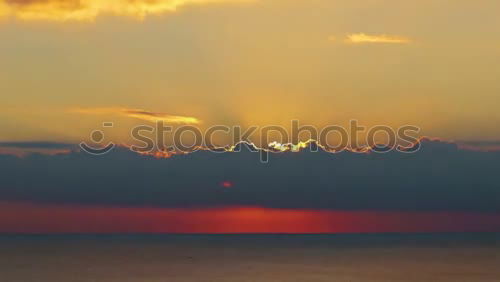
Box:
0, 138, 499, 212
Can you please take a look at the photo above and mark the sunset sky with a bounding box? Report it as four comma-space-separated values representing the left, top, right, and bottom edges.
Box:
1, 0, 499, 146
1, 1, 500, 234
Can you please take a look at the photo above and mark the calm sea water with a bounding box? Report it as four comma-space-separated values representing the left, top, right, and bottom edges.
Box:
0, 234, 498, 282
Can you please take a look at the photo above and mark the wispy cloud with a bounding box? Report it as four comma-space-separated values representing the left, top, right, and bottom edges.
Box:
457, 140, 500, 151
0, 0, 252, 22
0, 141, 75, 149
344, 33, 411, 44
72, 107, 201, 124
0, 141, 75, 156
123, 109, 201, 124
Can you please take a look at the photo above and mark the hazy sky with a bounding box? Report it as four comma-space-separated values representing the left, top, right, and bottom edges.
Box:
1, 0, 499, 145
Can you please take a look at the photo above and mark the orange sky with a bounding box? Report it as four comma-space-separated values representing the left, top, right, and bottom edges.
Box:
1, 0, 499, 146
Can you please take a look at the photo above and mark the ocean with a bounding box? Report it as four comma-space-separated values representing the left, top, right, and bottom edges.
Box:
0, 234, 498, 282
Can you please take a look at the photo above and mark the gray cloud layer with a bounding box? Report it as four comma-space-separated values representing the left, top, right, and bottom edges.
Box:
0, 139, 499, 212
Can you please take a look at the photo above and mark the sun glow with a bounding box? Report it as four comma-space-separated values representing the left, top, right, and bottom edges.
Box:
1, 203, 499, 233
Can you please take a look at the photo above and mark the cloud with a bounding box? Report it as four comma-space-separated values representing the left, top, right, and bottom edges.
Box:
0, 141, 75, 149
0, 0, 252, 21
123, 109, 201, 124
0, 138, 499, 212
0, 141, 75, 157
345, 33, 411, 44
71, 107, 201, 124
0, 2, 9, 18
457, 140, 500, 151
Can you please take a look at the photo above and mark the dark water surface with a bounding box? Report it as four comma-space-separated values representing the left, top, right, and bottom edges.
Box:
0, 234, 498, 282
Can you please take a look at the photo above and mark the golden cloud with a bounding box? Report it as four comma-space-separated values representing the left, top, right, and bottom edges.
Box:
345, 33, 411, 44
0, 0, 252, 21
0, 2, 8, 18
72, 107, 201, 124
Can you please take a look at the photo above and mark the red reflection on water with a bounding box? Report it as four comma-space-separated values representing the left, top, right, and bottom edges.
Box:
0, 202, 499, 234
